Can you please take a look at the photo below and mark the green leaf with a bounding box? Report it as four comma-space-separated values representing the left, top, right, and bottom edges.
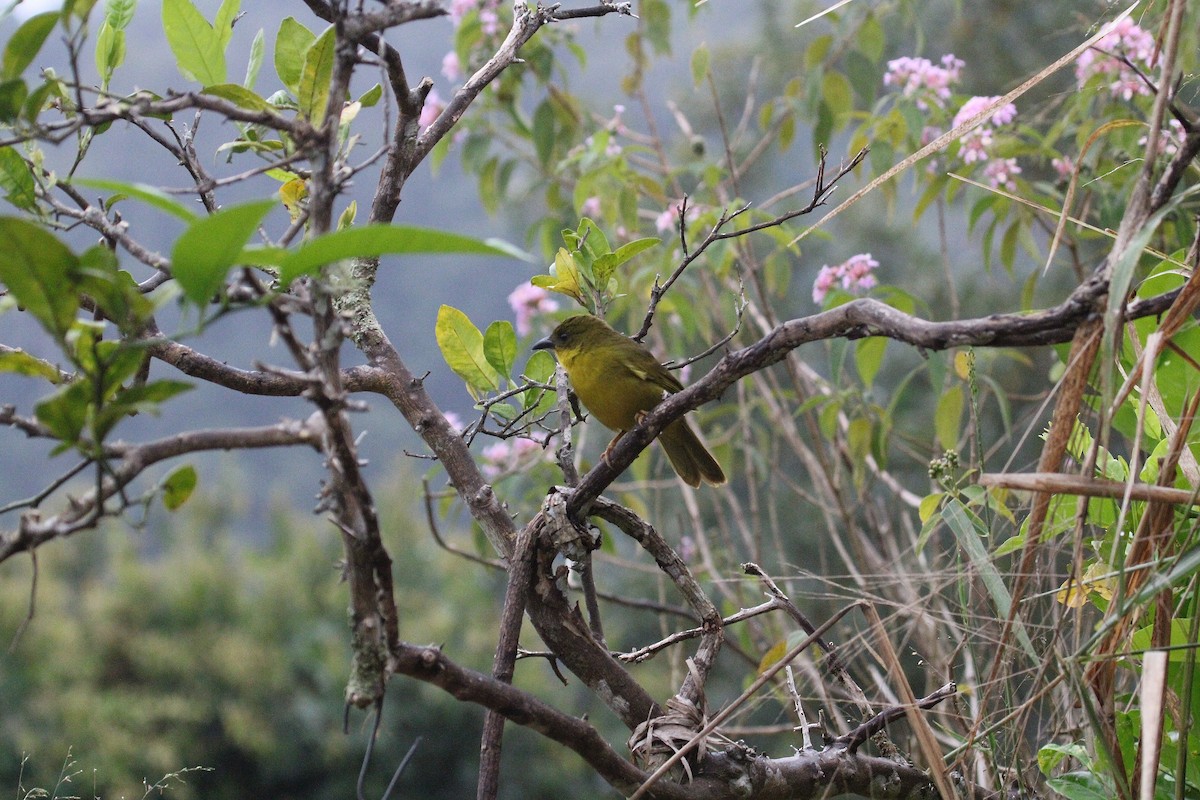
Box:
94, 379, 193, 440
523, 350, 556, 409
104, 0, 137, 29
160, 464, 198, 511
532, 249, 586, 304
34, 380, 91, 448
690, 41, 709, 87
202, 82, 272, 112
214, 0, 238, 49
162, 0, 226, 85
993, 534, 1024, 557
296, 24, 335, 124
0, 146, 37, 211
917, 492, 943, 524
171, 199, 275, 305
435, 305, 501, 399
820, 70, 852, 117
2, 11, 59, 80
274, 17, 314, 96
0, 347, 61, 382
357, 83, 382, 108
483, 320, 517, 378
244, 27, 264, 88
76, 246, 154, 329
1037, 743, 1088, 776
934, 383, 963, 449
276, 225, 523, 285
94, 19, 125, 85
1045, 774, 1114, 800
0, 217, 79, 339
854, 336, 886, 389
856, 13, 884, 62
943, 499, 1036, 659
71, 177, 199, 221
0, 78, 28, 123
532, 99, 555, 168
592, 236, 658, 288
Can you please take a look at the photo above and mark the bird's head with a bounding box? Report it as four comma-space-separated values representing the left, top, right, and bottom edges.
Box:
531, 314, 615, 357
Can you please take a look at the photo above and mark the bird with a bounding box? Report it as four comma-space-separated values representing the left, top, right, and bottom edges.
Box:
532, 314, 725, 487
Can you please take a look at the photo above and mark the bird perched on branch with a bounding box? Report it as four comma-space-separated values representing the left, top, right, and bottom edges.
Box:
533, 314, 725, 487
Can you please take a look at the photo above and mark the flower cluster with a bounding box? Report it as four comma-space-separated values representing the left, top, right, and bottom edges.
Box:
882, 54, 964, 110
481, 436, 549, 479
951, 95, 1021, 190
447, 0, 501, 32
508, 283, 559, 337
812, 253, 879, 305
1075, 17, 1157, 100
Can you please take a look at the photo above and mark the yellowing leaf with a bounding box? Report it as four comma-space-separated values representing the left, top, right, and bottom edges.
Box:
435, 305, 501, 400
533, 248, 586, 304
954, 349, 973, 380
757, 638, 789, 675
1055, 562, 1115, 608
279, 178, 308, 221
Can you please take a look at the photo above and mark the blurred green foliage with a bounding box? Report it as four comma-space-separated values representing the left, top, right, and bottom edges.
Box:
0, 466, 600, 799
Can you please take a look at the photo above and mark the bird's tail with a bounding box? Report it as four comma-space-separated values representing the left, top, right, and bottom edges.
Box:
659, 419, 726, 487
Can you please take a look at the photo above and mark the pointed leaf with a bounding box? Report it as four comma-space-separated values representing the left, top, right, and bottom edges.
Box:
244, 27, 264, 88
202, 82, 272, 112
0, 145, 37, 211
854, 336, 886, 389
171, 199, 275, 305
435, 305, 501, 398
34, 380, 92, 447
161, 464, 198, 511
214, 0, 239, 49
2, 11, 60, 80
0, 217, 79, 339
935, 383, 963, 449
162, 0, 226, 85
277, 225, 522, 284
296, 24, 335, 124
0, 348, 61, 382
483, 320, 517, 378
274, 16, 314, 95
71, 177, 199, 221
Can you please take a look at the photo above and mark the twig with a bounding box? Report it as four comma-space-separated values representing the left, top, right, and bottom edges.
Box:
629, 601, 867, 799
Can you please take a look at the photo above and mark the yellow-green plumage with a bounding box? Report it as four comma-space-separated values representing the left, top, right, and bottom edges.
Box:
533, 315, 725, 487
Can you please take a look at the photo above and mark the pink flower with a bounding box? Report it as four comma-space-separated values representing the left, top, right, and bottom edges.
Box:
1139, 119, 1185, 157
883, 54, 964, 110
958, 129, 993, 164
983, 157, 1021, 191
813, 254, 879, 304
441, 51, 461, 81
481, 437, 547, 479
1051, 156, 1075, 181
655, 208, 677, 233
508, 283, 559, 337
952, 96, 1017, 130
447, 0, 478, 25
580, 196, 602, 217
1075, 18, 1157, 99
952, 96, 1018, 170
655, 201, 699, 234
479, 8, 500, 35
419, 88, 444, 129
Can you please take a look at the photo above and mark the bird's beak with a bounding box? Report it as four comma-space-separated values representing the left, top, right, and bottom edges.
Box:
531, 336, 555, 352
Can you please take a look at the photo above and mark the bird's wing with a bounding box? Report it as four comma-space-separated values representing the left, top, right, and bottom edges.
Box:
624, 347, 685, 394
